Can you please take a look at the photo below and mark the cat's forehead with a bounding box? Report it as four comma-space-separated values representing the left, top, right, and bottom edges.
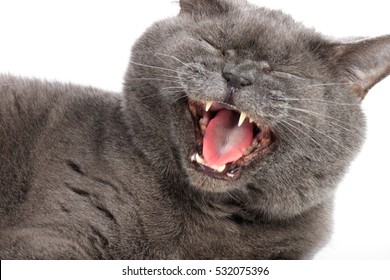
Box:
184, 7, 315, 58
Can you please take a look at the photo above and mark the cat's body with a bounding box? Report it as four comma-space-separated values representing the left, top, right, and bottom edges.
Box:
0, 76, 330, 259
1, 0, 389, 259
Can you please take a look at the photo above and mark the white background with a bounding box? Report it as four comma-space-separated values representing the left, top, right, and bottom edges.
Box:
0, 0, 389, 260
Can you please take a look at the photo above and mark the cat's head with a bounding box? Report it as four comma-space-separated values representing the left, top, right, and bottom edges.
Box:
123, 0, 390, 218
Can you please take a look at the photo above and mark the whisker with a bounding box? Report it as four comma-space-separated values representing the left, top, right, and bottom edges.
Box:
171, 94, 188, 105
296, 82, 351, 90
126, 77, 181, 83
270, 96, 360, 107
154, 52, 187, 66
286, 107, 361, 133
287, 117, 352, 152
145, 47, 176, 69
161, 86, 183, 89
129, 60, 184, 74
157, 74, 181, 80
134, 87, 188, 103
278, 120, 323, 149
135, 91, 180, 101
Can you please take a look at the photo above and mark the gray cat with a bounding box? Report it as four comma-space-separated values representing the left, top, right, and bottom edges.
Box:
1, 0, 389, 259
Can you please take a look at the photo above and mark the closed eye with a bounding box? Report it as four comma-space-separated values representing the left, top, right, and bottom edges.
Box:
201, 37, 225, 56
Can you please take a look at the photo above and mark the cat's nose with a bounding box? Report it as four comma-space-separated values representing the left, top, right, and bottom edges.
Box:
222, 72, 252, 89
222, 65, 254, 90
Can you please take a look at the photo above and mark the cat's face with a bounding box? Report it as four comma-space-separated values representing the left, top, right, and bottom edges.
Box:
124, 0, 390, 218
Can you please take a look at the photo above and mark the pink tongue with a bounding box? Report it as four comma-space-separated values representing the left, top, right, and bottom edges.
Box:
203, 109, 254, 167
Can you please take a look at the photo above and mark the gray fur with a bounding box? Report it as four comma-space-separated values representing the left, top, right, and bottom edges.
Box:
1, 0, 389, 259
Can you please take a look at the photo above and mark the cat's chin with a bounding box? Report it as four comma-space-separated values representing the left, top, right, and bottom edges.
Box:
187, 99, 277, 183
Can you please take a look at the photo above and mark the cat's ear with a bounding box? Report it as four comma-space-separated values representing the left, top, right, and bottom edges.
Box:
179, 0, 232, 17
328, 35, 390, 99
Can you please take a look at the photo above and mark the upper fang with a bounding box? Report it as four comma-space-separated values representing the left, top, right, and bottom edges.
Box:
238, 112, 247, 127
205, 101, 213, 112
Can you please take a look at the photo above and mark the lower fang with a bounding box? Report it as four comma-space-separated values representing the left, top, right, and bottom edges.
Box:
227, 172, 235, 178
214, 165, 226, 172
196, 153, 205, 164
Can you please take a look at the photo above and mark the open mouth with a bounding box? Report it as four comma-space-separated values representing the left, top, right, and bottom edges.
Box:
188, 100, 276, 180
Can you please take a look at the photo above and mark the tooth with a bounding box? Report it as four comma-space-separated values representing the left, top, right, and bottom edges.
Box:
260, 137, 271, 148
195, 153, 205, 164
191, 154, 196, 162
215, 165, 226, 172
238, 112, 247, 127
251, 139, 259, 147
249, 118, 254, 123
205, 101, 212, 112
243, 146, 255, 156
200, 124, 206, 134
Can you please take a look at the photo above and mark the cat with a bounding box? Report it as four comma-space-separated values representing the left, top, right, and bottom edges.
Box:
0, 0, 389, 260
